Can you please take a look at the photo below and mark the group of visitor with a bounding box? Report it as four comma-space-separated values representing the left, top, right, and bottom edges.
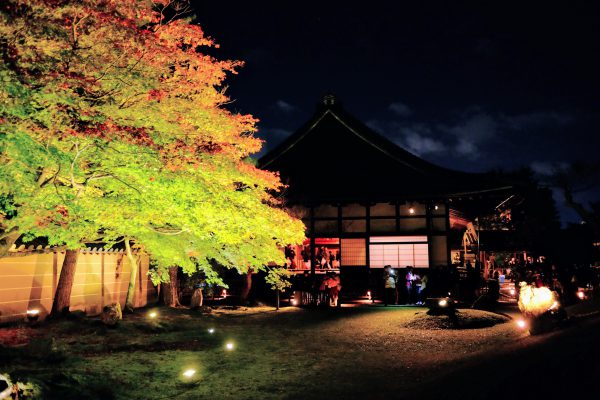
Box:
284, 245, 341, 270
292, 272, 341, 307
509, 257, 600, 304
382, 265, 428, 305
315, 247, 340, 269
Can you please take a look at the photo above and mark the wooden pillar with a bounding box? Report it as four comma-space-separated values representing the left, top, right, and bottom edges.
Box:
445, 200, 451, 268
52, 251, 58, 298
337, 203, 342, 235
426, 202, 433, 268
365, 203, 371, 268
310, 205, 315, 276
101, 252, 105, 306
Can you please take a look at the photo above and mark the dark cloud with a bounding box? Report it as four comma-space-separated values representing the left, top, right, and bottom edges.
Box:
388, 102, 413, 117
404, 131, 447, 155
502, 112, 575, 131
368, 108, 577, 168
367, 120, 446, 156
530, 161, 570, 176
440, 113, 498, 159
274, 100, 297, 113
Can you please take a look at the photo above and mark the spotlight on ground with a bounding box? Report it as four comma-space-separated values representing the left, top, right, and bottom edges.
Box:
148, 311, 158, 319
26, 309, 40, 322
516, 319, 527, 329
291, 299, 298, 306
225, 342, 234, 351
182, 369, 196, 378
577, 290, 585, 300
426, 297, 456, 316
208, 328, 215, 334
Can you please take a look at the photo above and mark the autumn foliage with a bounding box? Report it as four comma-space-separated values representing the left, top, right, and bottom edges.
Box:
0, 0, 304, 284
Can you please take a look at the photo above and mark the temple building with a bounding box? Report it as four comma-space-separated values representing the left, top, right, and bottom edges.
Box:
258, 95, 514, 296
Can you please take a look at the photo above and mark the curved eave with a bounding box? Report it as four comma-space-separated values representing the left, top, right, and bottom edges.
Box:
259, 105, 492, 182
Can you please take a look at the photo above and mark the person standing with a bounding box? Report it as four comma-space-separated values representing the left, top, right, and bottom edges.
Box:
383, 265, 398, 306
405, 266, 416, 304
413, 272, 422, 304
327, 273, 342, 307
320, 247, 329, 269
418, 273, 428, 305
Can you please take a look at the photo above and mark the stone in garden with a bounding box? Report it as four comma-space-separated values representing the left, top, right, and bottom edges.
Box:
190, 288, 203, 309
0, 374, 11, 400
101, 303, 122, 326
198, 306, 213, 314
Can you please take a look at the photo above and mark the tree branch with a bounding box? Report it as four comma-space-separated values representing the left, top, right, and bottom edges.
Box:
70, 141, 92, 198
148, 226, 188, 235
0, 226, 19, 241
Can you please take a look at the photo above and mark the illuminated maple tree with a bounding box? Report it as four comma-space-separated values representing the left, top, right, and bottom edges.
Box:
0, 0, 304, 313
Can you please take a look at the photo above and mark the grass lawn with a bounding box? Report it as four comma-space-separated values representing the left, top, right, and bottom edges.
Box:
0, 305, 523, 399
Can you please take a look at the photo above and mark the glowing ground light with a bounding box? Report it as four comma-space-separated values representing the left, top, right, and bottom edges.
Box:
519, 285, 557, 317
208, 328, 215, 334
434, 205, 439, 210
516, 319, 527, 329
409, 207, 415, 214
26, 309, 40, 321
148, 311, 157, 319
510, 288, 516, 296
577, 291, 585, 300
291, 299, 298, 306
182, 369, 196, 378
366, 290, 372, 300
222, 290, 227, 297
438, 299, 448, 307
226, 342, 234, 351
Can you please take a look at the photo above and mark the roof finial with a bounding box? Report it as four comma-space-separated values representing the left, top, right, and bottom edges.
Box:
321, 93, 337, 106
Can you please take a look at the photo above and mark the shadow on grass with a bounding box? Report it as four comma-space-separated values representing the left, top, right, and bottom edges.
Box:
405, 316, 600, 400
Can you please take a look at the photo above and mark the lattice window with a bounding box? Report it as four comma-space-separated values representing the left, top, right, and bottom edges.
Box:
340, 238, 366, 266
369, 236, 429, 268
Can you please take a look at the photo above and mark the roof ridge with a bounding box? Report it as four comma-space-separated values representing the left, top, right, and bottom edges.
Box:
259, 100, 484, 179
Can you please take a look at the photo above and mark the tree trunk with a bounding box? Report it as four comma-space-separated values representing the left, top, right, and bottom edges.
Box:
124, 239, 139, 313
50, 249, 79, 316
0, 229, 20, 258
161, 266, 180, 307
276, 289, 280, 310
240, 270, 253, 304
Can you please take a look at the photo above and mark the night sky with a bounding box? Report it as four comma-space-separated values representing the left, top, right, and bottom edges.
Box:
190, 1, 600, 224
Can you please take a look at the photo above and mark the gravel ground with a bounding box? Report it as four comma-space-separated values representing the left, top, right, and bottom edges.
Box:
404, 309, 510, 330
